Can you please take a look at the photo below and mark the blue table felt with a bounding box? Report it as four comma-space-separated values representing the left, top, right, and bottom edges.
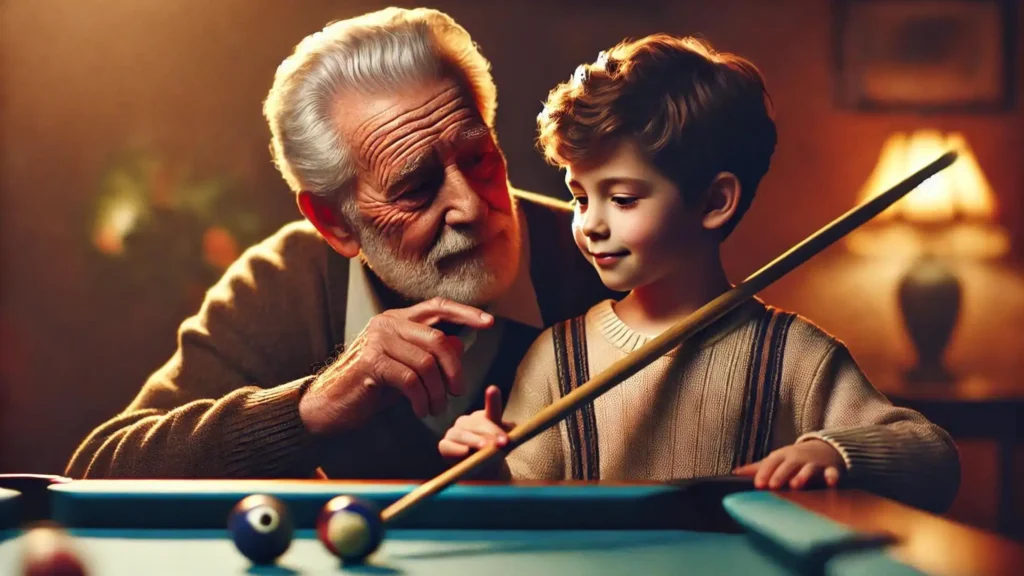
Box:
0, 480, 921, 575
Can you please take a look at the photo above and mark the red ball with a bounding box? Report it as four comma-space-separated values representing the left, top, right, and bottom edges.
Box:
316, 496, 384, 563
20, 525, 87, 576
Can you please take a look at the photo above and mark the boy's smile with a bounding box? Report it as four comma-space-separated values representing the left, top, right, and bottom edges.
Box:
589, 249, 630, 267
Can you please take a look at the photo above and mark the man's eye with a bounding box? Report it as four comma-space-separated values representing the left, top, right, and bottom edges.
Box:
463, 152, 499, 179
397, 186, 433, 208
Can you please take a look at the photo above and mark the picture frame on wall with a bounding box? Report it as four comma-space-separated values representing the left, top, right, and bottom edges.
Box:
833, 0, 1016, 112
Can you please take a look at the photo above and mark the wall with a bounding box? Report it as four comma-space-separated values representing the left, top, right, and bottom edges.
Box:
2, 0, 1021, 530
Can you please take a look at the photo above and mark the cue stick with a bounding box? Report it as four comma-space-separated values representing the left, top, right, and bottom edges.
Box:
379, 150, 958, 524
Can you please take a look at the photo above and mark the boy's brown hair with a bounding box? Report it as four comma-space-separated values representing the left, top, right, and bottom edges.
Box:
536, 34, 776, 238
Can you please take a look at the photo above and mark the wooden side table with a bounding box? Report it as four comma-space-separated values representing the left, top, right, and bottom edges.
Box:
868, 369, 1024, 537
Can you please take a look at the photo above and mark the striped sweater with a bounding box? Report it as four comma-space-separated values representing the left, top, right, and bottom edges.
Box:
502, 298, 961, 513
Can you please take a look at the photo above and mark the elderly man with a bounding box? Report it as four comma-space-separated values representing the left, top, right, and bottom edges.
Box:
66, 8, 615, 480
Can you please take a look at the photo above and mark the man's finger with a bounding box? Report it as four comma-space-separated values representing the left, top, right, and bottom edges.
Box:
484, 386, 503, 423
392, 318, 465, 397
374, 358, 429, 418
824, 466, 841, 487
397, 297, 494, 329
381, 337, 448, 416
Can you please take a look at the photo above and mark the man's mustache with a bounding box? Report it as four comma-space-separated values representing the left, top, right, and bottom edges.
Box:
428, 217, 511, 263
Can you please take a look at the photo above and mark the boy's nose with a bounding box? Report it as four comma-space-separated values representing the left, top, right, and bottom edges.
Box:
580, 210, 610, 239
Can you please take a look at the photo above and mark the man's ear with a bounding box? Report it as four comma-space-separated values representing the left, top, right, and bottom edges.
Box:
296, 191, 361, 258
700, 172, 741, 232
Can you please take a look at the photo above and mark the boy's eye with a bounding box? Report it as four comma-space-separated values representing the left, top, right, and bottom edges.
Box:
611, 196, 637, 207
571, 196, 588, 207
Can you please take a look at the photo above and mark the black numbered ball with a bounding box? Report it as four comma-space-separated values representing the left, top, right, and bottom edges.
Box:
316, 496, 384, 563
227, 494, 293, 565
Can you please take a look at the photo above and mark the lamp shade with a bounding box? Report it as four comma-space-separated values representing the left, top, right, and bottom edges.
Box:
859, 130, 995, 222
848, 130, 1009, 259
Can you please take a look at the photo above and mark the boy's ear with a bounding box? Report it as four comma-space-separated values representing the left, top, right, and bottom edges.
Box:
296, 191, 361, 258
700, 172, 741, 232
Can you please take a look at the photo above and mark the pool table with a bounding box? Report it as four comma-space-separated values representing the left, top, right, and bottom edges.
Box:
0, 477, 1021, 575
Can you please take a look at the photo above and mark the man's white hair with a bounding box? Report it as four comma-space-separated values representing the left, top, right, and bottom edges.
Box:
263, 7, 498, 198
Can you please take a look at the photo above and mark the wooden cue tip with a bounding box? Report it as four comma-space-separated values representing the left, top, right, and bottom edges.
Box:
378, 151, 958, 525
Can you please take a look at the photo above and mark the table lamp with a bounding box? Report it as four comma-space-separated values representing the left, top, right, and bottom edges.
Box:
847, 130, 1009, 382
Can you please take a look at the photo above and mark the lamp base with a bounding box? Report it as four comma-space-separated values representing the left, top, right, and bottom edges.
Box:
896, 254, 962, 384
903, 363, 956, 383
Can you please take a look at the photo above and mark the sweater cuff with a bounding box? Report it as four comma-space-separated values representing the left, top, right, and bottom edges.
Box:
796, 425, 957, 512
797, 426, 907, 481
223, 377, 318, 478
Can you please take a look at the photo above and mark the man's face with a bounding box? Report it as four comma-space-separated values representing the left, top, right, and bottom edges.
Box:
334, 78, 520, 307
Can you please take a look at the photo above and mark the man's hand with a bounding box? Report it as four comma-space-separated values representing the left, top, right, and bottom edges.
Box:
733, 439, 846, 490
439, 386, 513, 459
298, 297, 494, 436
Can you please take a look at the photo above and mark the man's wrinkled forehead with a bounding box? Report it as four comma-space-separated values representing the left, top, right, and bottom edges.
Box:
333, 78, 488, 189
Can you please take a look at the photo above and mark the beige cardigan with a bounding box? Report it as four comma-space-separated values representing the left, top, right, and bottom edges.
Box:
65, 190, 618, 481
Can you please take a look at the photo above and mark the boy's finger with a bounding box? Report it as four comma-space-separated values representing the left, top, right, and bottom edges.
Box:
445, 428, 491, 449
769, 458, 802, 489
484, 386, 503, 422
732, 462, 760, 476
455, 419, 508, 446
754, 453, 784, 488
789, 463, 819, 490
438, 439, 470, 459
824, 466, 841, 487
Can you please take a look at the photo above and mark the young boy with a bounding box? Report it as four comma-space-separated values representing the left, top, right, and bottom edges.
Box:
438, 34, 960, 513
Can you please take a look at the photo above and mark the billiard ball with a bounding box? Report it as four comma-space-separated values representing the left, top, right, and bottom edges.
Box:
316, 496, 384, 563
227, 494, 294, 565
20, 523, 87, 576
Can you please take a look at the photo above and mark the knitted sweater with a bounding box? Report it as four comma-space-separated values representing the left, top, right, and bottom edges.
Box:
64, 190, 618, 480
502, 299, 961, 513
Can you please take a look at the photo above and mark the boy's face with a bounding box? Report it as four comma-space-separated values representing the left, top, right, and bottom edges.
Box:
565, 138, 708, 293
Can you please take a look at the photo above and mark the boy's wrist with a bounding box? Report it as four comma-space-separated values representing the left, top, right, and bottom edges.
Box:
796, 433, 850, 471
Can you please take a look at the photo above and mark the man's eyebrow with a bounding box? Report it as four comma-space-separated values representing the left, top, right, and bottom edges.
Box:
453, 126, 492, 147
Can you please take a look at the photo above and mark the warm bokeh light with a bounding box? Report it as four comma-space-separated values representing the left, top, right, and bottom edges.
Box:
92, 195, 143, 256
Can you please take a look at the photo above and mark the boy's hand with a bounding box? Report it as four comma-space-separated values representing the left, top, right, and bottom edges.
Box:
732, 439, 846, 490
439, 386, 514, 459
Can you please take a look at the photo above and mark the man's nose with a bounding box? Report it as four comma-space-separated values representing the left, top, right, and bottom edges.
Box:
441, 170, 487, 228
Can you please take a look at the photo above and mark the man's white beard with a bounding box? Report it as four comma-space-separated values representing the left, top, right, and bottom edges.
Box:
356, 212, 521, 308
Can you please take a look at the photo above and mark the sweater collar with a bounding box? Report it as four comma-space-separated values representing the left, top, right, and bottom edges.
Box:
591, 297, 767, 355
